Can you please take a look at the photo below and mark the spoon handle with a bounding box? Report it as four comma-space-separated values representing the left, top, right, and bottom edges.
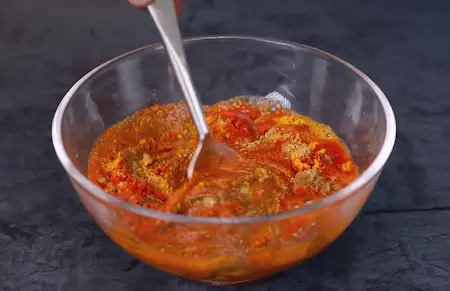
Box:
148, 0, 209, 138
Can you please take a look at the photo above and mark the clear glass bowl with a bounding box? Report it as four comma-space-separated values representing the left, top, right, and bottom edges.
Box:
52, 36, 396, 285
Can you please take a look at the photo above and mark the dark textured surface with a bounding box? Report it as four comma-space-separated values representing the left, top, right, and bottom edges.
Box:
1, 0, 450, 290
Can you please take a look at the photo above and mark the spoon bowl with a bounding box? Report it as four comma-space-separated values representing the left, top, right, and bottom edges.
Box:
187, 134, 241, 179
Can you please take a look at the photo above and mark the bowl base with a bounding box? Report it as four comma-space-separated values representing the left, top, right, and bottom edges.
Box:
199, 278, 263, 286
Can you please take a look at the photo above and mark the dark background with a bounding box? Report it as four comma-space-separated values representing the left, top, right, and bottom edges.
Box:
1, 0, 450, 290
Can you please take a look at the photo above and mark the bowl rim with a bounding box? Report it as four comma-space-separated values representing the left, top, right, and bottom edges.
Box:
52, 35, 396, 224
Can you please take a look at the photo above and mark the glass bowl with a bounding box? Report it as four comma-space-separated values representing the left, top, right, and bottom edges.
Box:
52, 36, 396, 285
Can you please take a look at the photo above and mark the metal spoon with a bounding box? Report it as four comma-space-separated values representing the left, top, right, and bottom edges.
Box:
148, 0, 239, 179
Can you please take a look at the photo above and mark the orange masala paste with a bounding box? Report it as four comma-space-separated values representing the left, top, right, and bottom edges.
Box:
87, 97, 359, 281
